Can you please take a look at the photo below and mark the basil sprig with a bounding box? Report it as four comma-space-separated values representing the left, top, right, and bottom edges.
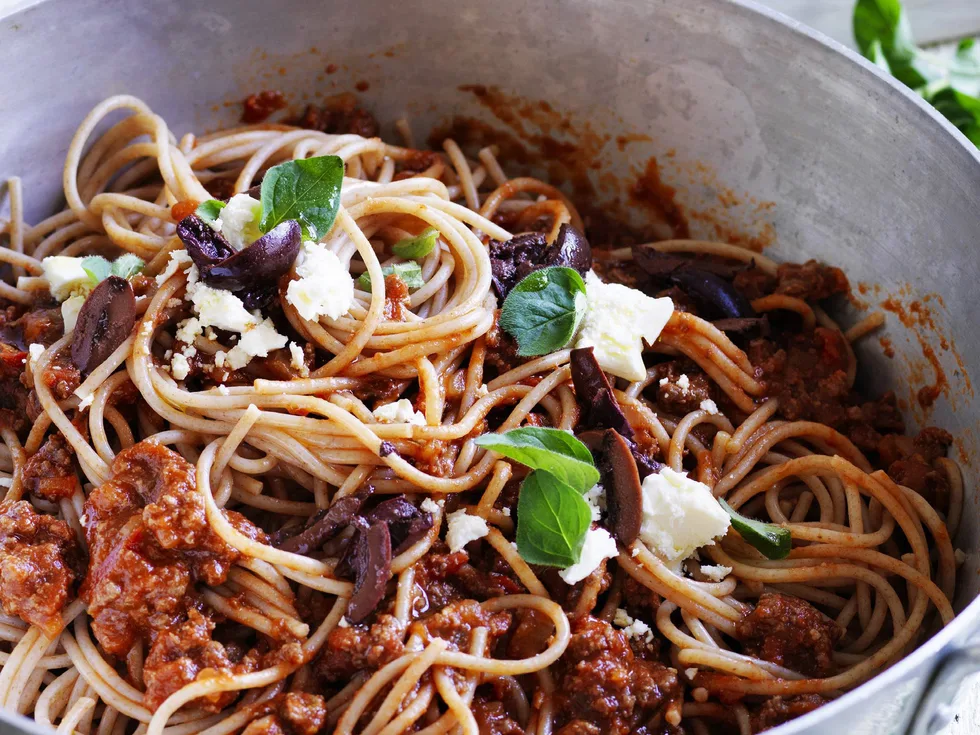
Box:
357, 261, 425, 291
475, 427, 599, 492
196, 199, 226, 224
476, 427, 599, 568
854, 0, 980, 146
516, 470, 591, 566
392, 227, 439, 259
81, 254, 146, 285
719, 499, 792, 560
499, 267, 587, 357
260, 155, 345, 240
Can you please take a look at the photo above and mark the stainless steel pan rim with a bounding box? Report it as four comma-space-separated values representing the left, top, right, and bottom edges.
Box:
0, 0, 979, 733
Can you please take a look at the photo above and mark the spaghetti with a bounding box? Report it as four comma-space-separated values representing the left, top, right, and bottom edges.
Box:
0, 92, 963, 735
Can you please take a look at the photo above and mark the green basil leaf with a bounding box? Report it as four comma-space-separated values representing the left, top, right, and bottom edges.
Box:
196, 199, 226, 224
719, 499, 791, 560
110, 254, 146, 280
516, 470, 591, 567
392, 227, 439, 259
499, 266, 587, 357
80, 256, 112, 285
260, 155, 344, 240
357, 261, 425, 291
474, 426, 599, 493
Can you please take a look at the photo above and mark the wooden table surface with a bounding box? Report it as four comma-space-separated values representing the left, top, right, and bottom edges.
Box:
0, 0, 978, 732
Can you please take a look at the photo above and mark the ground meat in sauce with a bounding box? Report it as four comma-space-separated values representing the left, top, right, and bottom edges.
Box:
40, 350, 82, 401
143, 607, 261, 711
290, 93, 379, 138
650, 361, 713, 416
736, 593, 842, 677
412, 599, 511, 651
0, 342, 29, 426
553, 616, 682, 735
242, 693, 329, 735
413, 542, 525, 613
21, 432, 80, 501
472, 694, 525, 735
382, 274, 412, 321
81, 441, 264, 657
774, 261, 849, 302
242, 90, 288, 123
485, 311, 524, 376
315, 613, 405, 683
751, 694, 828, 732
878, 427, 953, 508
0, 500, 84, 636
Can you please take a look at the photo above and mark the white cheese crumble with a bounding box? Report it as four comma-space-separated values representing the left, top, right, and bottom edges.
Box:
217, 385, 230, 396
685, 668, 699, 680
559, 527, 618, 584
500, 507, 511, 517
28, 343, 45, 370
0, 477, 12, 488
574, 271, 674, 382
584, 484, 606, 522
188, 282, 256, 333
155, 250, 193, 285
698, 564, 732, 582
677, 374, 690, 392
212, 193, 262, 251
286, 241, 355, 322
171, 353, 191, 380
639, 468, 731, 564
446, 509, 489, 552
337, 616, 350, 628
613, 608, 655, 643
77, 392, 94, 411
289, 342, 309, 378
373, 399, 426, 425
236, 318, 287, 358
41, 256, 89, 300
421, 498, 442, 514
700, 399, 719, 415
175, 317, 203, 345
61, 294, 86, 333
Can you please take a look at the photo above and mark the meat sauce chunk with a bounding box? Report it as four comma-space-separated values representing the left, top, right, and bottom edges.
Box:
553, 616, 681, 735
0, 501, 84, 636
736, 593, 842, 677
316, 613, 405, 683
21, 432, 80, 501
878, 427, 953, 508
412, 599, 511, 651
242, 693, 328, 735
81, 441, 263, 657
472, 693, 525, 735
751, 694, 828, 732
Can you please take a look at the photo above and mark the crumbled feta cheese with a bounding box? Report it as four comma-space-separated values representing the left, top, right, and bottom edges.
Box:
212, 193, 262, 251
613, 608, 654, 643
77, 392, 94, 410
166, 298, 183, 308
60, 294, 86, 333
639, 468, 731, 563
205, 327, 218, 341
237, 318, 287, 358
446, 509, 489, 552
575, 271, 674, 382
28, 343, 45, 370
699, 399, 719, 415
337, 616, 350, 628
175, 317, 203, 345
698, 564, 732, 582
559, 527, 618, 584
217, 385, 230, 396
155, 250, 193, 286
224, 346, 252, 370
289, 342, 309, 378
476, 384, 490, 397
676, 374, 690, 392
0, 477, 12, 488
188, 283, 256, 333
500, 507, 511, 517
685, 668, 699, 680
286, 241, 355, 322
214, 351, 227, 369
41, 256, 90, 300
955, 548, 967, 564
421, 498, 442, 514
584, 484, 606, 522
171, 353, 191, 380
373, 399, 426, 425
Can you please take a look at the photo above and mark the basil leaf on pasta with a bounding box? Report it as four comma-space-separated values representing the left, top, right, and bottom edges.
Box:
81, 256, 112, 285
195, 199, 226, 225
260, 155, 344, 240
516, 470, 591, 567
719, 499, 791, 560
110, 254, 145, 280
474, 426, 599, 493
499, 266, 587, 356
392, 227, 439, 259
357, 261, 425, 291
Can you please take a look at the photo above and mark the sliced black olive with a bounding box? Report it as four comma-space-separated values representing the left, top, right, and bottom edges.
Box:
669, 268, 755, 319
71, 276, 136, 374
366, 496, 434, 554
634, 247, 747, 280
570, 346, 634, 439
204, 220, 302, 292
176, 214, 235, 270
600, 429, 643, 545
489, 224, 592, 299
344, 520, 392, 624
276, 492, 370, 555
